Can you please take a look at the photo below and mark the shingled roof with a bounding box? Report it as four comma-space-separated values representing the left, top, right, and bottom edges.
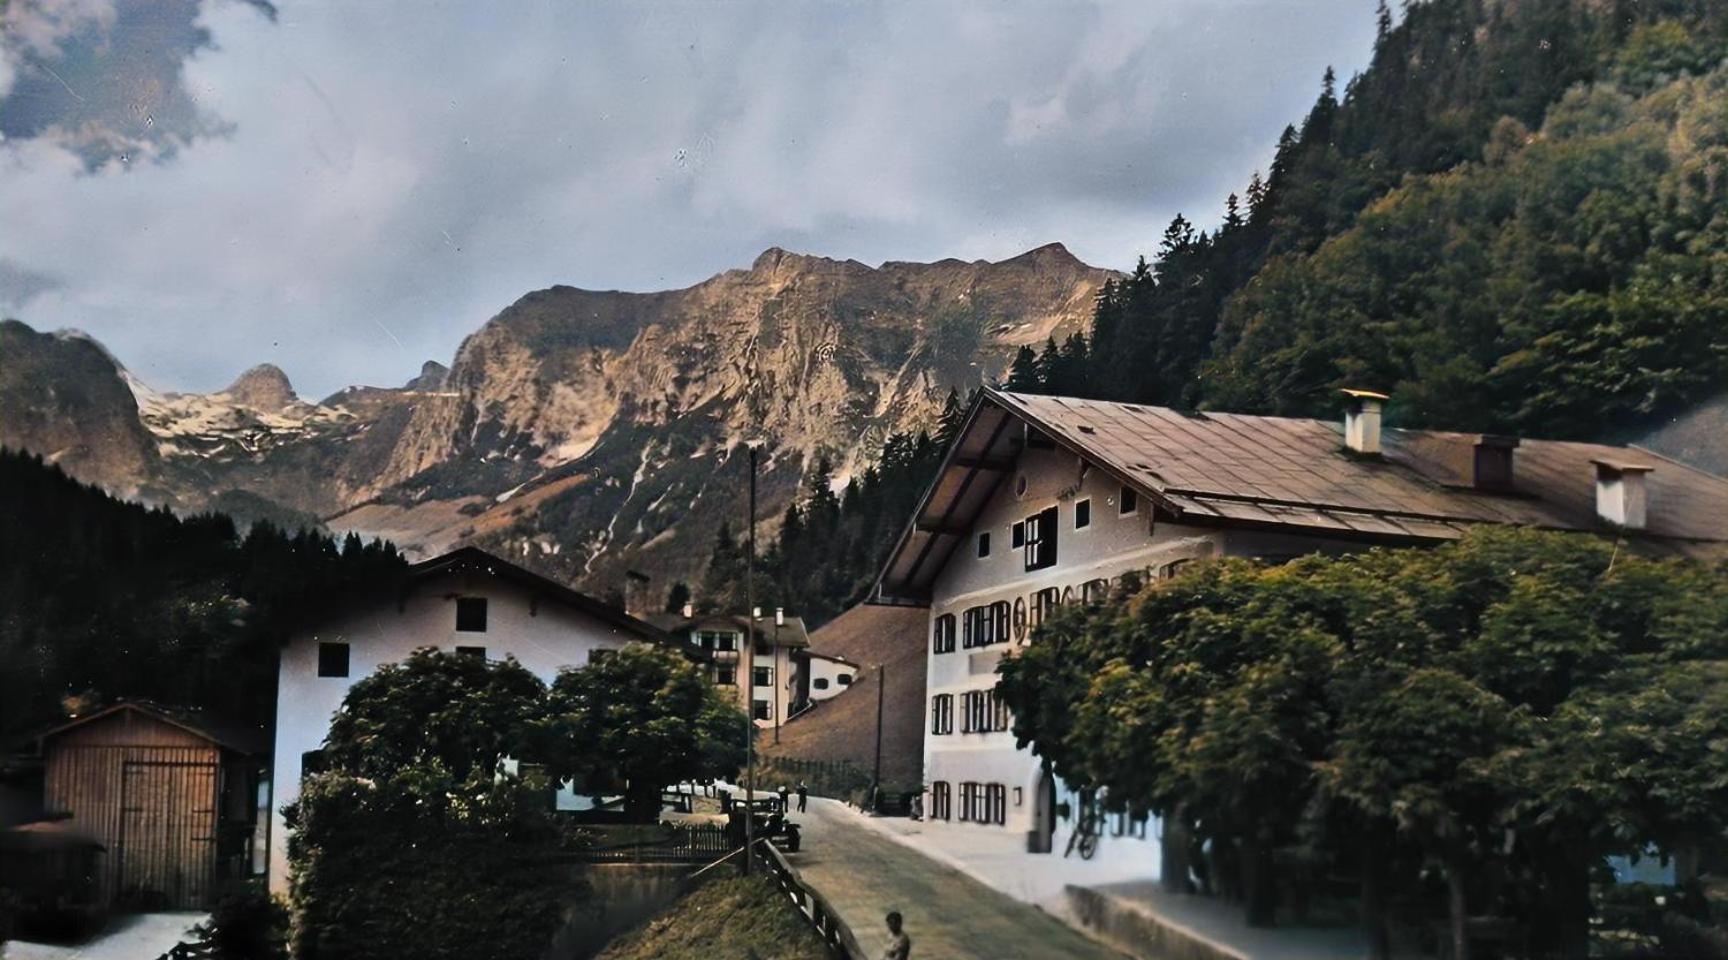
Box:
876, 389, 1728, 602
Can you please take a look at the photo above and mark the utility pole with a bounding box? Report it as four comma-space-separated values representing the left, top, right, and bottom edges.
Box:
773, 607, 783, 745
871, 664, 885, 811
743, 443, 757, 874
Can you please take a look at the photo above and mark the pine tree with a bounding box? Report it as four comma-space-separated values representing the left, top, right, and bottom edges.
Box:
1005, 346, 1041, 391
1224, 193, 1244, 231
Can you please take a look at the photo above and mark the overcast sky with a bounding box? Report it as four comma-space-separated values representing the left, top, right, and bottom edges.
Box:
0, 0, 1377, 398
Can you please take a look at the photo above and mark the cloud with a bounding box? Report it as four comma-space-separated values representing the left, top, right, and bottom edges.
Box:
0, 0, 273, 167
0, 259, 62, 309
0, 0, 1379, 397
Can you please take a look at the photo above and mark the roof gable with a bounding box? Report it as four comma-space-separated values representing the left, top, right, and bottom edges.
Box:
405, 547, 668, 642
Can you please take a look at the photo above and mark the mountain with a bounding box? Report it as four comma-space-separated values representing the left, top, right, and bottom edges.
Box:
0, 243, 1116, 597
0, 320, 159, 493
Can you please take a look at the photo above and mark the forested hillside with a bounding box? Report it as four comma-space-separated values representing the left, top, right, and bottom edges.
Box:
1017, 0, 1728, 441
0, 448, 403, 740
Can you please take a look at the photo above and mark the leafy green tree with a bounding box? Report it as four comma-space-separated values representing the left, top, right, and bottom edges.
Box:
543, 645, 749, 820
322, 648, 548, 783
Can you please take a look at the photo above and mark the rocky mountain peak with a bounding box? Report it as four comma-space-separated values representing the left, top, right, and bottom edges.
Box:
225, 363, 297, 411
404, 361, 450, 392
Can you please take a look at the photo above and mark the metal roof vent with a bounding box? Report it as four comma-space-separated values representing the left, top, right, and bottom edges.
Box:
1591, 458, 1654, 530
1341, 389, 1389, 455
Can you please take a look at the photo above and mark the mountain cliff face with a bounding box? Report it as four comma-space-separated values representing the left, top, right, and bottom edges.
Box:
0, 320, 159, 492
0, 244, 1115, 595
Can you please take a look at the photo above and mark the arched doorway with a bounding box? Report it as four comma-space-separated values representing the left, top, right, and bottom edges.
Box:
1027, 767, 1057, 854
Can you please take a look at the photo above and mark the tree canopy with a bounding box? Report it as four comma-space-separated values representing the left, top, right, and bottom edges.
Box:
996, 528, 1728, 958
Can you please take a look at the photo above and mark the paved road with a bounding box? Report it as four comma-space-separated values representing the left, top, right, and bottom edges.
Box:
785, 798, 1126, 960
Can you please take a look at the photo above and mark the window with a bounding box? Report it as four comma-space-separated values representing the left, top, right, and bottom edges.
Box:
958, 783, 1006, 825
1082, 578, 1110, 605
961, 603, 1010, 648
1075, 498, 1092, 529
976, 531, 991, 558
455, 645, 486, 659
1011, 521, 1026, 549
1120, 485, 1139, 516
930, 693, 954, 735
1023, 506, 1058, 571
716, 666, 736, 685
753, 700, 771, 720
930, 781, 952, 821
317, 641, 349, 678
960, 689, 1011, 733
932, 614, 956, 654
814, 677, 829, 690
959, 782, 978, 822
754, 641, 772, 656
1031, 587, 1060, 628
753, 666, 773, 687
456, 597, 488, 632
698, 631, 737, 651
836, 673, 852, 686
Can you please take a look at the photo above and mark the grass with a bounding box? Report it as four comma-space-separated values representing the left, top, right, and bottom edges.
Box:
594, 873, 831, 960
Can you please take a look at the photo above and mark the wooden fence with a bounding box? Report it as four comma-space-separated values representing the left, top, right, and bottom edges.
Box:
573, 823, 734, 863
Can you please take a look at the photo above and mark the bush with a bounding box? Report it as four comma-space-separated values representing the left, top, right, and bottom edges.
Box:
188, 885, 288, 960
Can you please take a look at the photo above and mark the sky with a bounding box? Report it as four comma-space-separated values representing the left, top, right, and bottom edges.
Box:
0, 0, 1379, 399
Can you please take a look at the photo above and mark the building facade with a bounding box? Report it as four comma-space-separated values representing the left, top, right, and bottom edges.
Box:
875, 388, 1728, 876
648, 610, 810, 729
268, 547, 666, 892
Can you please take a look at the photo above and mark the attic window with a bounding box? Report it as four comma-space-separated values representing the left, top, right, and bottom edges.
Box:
977, 531, 991, 559
837, 674, 852, 686
1119, 486, 1138, 516
814, 678, 830, 690
1075, 499, 1092, 530
317, 642, 350, 678
456, 597, 488, 633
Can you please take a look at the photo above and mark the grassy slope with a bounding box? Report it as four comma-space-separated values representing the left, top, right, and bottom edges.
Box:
594, 874, 831, 960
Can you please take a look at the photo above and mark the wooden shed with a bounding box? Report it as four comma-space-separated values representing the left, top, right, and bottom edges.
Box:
37, 702, 262, 909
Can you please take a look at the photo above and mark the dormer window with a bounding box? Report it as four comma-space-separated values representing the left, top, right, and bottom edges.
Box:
456, 597, 488, 632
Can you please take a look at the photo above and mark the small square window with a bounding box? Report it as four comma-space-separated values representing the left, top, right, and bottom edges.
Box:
455, 645, 486, 659
1011, 521, 1025, 549
754, 666, 773, 687
716, 666, 736, 685
836, 674, 852, 686
753, 700, 771, 720
976, 532, 991, 558
1120, 486, 1138, 516
317, 642, 350, 678
456, 597, 488, 632
1075, 499, 1092, 529
813, 677, 830, 690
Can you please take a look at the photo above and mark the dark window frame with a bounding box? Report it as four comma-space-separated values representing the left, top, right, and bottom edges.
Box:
1023, 506, 1058, 571
455, 596, 488, 633
977, 531, 991, 558
1119, 485, 1139, 516
814, 677, 830, 690
836, 673, 852, 686
317, 641, 350, 678
1075, 498, 1092, 530
455, 645, 486, 659
715, 666, 737, 685
932, 614, 957, 654
930, 781, 952, 821
753, 665, 773, 687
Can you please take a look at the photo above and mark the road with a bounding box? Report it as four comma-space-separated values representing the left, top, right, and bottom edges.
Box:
784, 797, 1127, 960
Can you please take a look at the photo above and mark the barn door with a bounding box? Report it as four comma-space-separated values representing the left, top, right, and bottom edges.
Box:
118, 760, 219, 909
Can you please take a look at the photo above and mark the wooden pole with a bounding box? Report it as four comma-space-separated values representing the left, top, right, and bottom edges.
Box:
871, 664, 885, 808
744, 443, 757, 874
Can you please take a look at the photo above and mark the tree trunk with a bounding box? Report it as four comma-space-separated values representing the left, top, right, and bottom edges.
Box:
1360, 827, 1392, 960
1161, 806, 1193, 894
1543, 854, 1591, 960
1445, 849, 1469, 960
1242, 830, 1278, 928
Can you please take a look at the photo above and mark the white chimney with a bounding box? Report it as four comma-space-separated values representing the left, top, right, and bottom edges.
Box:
681, 602, 694, 619
775, 607, 785, 627
1341, 389, 1390, 455
1591, 459, 1653, 530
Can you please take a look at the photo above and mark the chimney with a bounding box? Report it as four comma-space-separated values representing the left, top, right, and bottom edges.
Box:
1591, 459, 1654, 530
681, 602, 694, 619
1473, 436, 1520, 491
775, 607, 785, 627
1341, 389, 1390, 455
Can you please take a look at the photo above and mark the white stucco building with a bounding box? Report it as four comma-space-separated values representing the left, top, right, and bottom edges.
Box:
267, 546, 667, 892
872, 387, 1728, 881
647, 610, 811, 729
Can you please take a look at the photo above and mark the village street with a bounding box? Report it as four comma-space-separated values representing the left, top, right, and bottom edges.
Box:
785, 797, 1126, 960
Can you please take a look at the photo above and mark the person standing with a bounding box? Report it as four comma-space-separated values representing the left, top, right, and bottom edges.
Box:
881, 911, 911, 960
796, 781, 808, 813
777, 783, 790, 813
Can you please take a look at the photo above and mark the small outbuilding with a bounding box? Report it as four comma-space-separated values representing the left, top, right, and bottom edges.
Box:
35, 701, 262, 909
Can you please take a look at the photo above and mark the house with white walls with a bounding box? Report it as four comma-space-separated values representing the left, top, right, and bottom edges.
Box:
646, 609, 811, 729
872, 387, 1728, 881
267, 546, 668, 892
